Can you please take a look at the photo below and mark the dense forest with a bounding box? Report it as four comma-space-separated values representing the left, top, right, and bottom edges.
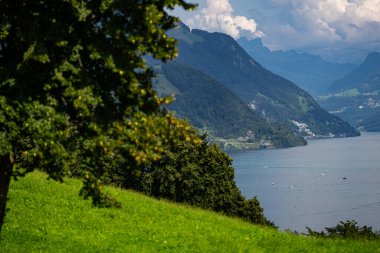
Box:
155, 62, 306, 148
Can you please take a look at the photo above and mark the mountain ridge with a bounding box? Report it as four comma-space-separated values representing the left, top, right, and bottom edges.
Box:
318, 52, 380, 131
328, 52, 380, 93
237, 37, 356, 95
168, 23, 359, 138
154, 62, 306, 148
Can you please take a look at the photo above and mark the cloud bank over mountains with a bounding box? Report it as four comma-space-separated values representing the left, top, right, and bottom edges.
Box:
187, 0, 264, 39
255, 0, 380, 51
184, 0, 380, 62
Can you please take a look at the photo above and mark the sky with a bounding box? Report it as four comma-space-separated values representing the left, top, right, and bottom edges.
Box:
173, 0, 380, 63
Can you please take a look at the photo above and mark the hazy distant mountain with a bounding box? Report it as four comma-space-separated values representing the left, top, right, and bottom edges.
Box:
299, 46, 371, 65
153, 62, 306, 148
168, 23, 359, 138
328, 52, 380, 93
237, 37, 356, 95
318, 52, 380, 131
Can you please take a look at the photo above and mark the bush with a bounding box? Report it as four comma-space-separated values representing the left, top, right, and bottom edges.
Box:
124, 130, 274, 227
67, 122, 275, 227
306, 220, 380, 240
238, 197, 275, 227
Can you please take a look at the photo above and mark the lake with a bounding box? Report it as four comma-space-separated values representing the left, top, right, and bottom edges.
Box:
229, 132, 380, 232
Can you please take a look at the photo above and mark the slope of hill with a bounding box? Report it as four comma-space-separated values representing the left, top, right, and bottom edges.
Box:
1, 171, 379, 252
154, 62, 306, 148
168, 24, 359, 138
319, 52, 380, 131
237, 38, 356, 95
328, 52, 380, 93
359, 110, 380, 131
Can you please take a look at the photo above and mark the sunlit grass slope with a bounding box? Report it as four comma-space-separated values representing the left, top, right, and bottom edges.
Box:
1, 171, 379, 252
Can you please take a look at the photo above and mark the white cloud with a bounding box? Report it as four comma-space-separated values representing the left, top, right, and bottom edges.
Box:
187, 0, 264, 39
256, 0, 380, 52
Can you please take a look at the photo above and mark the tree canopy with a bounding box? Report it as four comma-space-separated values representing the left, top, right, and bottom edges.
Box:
306, 220, 380, 240
86, 128, 274, 227
0, 0, 197, 233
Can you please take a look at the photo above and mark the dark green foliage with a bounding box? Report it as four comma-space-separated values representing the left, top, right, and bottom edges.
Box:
306, 220, 380, 240
143, 138, 241, 210
267, 122, 308, 148
106, 129, 275, 227
238, 197, 274, 226
80, 172, 122, 208
81, 122, 275, 226
0, 0, 198, 233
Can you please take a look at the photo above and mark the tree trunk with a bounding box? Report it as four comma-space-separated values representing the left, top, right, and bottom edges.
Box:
0, 155, 12, 235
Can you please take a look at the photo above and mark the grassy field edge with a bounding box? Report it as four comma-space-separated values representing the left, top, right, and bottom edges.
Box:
0, 171, 379, 252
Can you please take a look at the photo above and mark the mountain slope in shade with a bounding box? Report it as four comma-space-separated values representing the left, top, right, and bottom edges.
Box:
154, 62, 306, 148
168, 23, 359, 138
328, 52, 380, 93
359, 110, 380, 132
237, 38, 356, 96
318, 52, 380, 131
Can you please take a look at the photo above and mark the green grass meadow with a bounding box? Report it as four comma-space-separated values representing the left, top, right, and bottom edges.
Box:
1, 171, 379, 252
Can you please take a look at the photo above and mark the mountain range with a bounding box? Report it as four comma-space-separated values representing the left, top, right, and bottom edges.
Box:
165, 23, 358, 139
153, 62, 306, 148
237, 37, 356, 96
318, 52, 380, 131
328, 52, 380, 93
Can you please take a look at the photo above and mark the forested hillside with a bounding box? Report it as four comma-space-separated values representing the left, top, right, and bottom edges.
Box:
168, 23, 359, 138
154, 62, 306, 148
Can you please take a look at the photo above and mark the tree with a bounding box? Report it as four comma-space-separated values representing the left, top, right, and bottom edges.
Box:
0, 0, 197, 233
306, 220, 380, 240
101, 129, 274, 227
139, 132, 244, 213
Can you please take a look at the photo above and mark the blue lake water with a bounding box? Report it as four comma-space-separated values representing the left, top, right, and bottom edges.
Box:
229, 132, 380, 232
